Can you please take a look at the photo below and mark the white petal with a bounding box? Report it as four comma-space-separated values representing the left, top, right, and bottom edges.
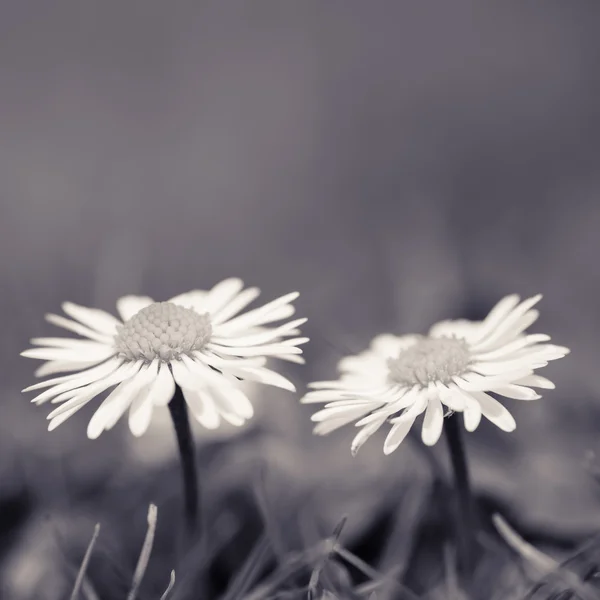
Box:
116, 295, 154, 322
207, 342, 303, 357
147, 364, 176, 407
210, 287, 261, 325
22, 344, 115, 363
455, 370, 533, 391
470, 391, 516, 432
354, 388, 417, 424
489, 384, 541, 401
463, 398, 482, 432
215, 292, 299, 334
30, 337, 113, 350
45, 363, 139, 415
181, 388, 221, 429
127, 361, 161, 436
128, 394, 155, 437
211, 318, 307, 348
45, 313, 114, 343
474, 334, 551, 362
25, 357, 123, 397
201, 278, 245, 315
175, 356, 254, 419
351, 416, 388, 456
34, 360, 100, 377
48, 403, 88, 431
86, 365, 153, 439
473, 295, 542, 350
277, 354, 305, 364
436, 383, 467, 411
514, 374, 555, 389
383, 418, 415, 455
301, 390, 356, 404
421, 396, 444, 446
225, 365, 296, 392
470, 294, 521, 344
314, 415, 358, 435
311, 404, 374, 423
62, 302, 121, 335
196, 352, 266, 370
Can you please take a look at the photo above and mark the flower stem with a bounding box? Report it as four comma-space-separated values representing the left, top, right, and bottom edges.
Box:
168, 385, 199, 533
443, 413, 477, 583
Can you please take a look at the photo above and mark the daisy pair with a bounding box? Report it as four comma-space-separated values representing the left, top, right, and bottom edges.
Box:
22, 279, 307, 439
302, 294, 569, 456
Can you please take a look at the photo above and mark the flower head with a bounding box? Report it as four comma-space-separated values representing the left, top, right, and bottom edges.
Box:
22, 278, 307, 438
302, 294, 568, 456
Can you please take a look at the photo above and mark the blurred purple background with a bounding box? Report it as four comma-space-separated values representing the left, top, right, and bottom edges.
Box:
2, 3, 600, 592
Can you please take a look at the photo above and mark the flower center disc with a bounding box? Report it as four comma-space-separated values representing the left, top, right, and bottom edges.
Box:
114, 302, 212, 362
387, 337, 470, 387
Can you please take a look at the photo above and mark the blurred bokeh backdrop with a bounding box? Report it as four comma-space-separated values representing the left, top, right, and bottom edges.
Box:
2, 2, 600, 597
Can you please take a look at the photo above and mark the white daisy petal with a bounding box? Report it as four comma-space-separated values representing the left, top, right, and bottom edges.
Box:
212, 318, 307, 348
314, 416, 360, 435
201, 278, 245, 316
514, 374, 555, 389
351, 416, 388, 456
473, 295, 542, 351
181, 387, 221, 429
311, 404, 375, 423
62, 302, 122, 335
21, 343, 115, 363
227, 365, 296, 392
383, 418, 416, 455
474, 334, 551, 362
176, 356, 254, 420
436, 383, 467, 411
86, 365, 153, 439
206, 342, 303, 357
147, 364, 176, 407
116, 295, 154, 322
470, 391, 516, 432
463, 399, 482, 432
34, 360, 100, 377
47, 363, 141, 418
421, 395, 444, 446
469, 294, 521, 344
45, 314, 114, 343
489, 384, 541, 401
275, 354, 305, 364
215, 292, 299, 334
49, 403, 89, 432
46, 362, 137, 408
24, 357, 124, 394
210, 287, 260, 325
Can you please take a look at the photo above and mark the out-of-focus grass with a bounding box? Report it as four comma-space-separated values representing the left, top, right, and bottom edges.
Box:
3, 414, 600, 600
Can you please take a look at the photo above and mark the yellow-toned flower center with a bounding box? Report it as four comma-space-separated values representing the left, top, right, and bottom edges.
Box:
114, 302, 212, 362
387, 337, 470, 387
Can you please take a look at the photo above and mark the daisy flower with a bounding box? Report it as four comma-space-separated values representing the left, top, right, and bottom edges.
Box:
22, 279, 307, 439
302, 294, 568, 456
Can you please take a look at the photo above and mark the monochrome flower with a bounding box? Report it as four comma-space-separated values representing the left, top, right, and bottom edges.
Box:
302, 294, 568, 455
22, 279, 307, 438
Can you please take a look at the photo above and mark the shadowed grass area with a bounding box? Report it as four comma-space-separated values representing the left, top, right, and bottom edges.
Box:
3, 419, 600, 600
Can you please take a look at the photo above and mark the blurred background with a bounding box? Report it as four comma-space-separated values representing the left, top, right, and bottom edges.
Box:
2, 2, 600, 598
